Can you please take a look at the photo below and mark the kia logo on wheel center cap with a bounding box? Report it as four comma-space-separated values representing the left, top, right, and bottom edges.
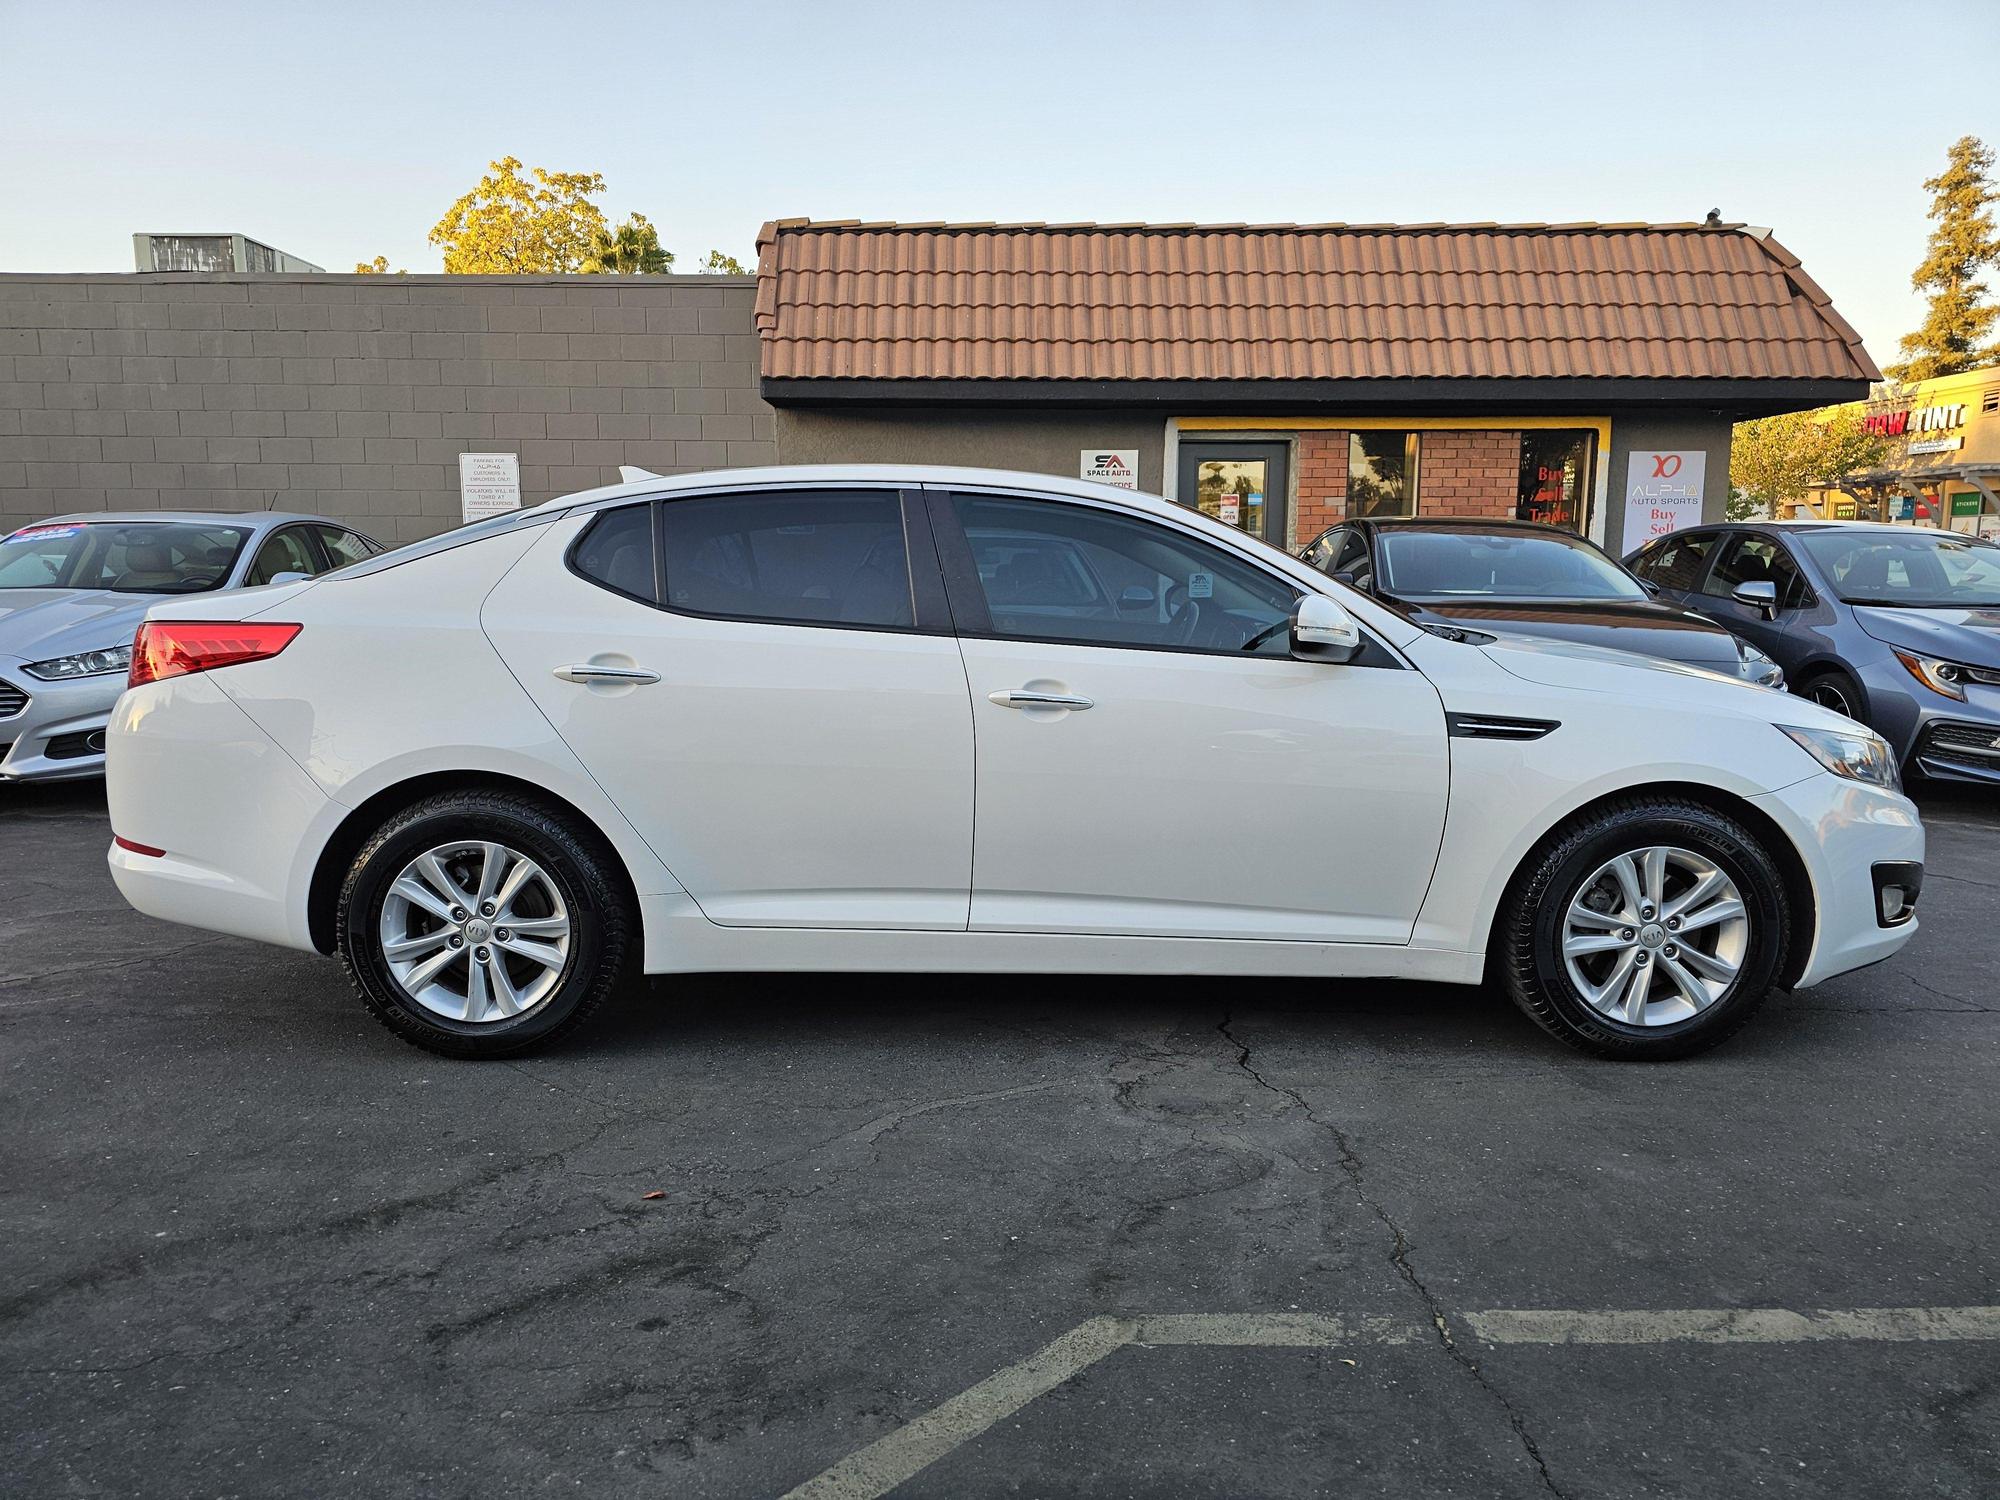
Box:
1639, 923, 1666, 948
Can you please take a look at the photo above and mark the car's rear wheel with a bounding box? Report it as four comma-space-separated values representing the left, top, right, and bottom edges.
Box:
337, 790, 634, 1058
1498, 797, 1791, 1060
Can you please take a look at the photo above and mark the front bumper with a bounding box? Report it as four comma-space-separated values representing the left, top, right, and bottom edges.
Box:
0, 663, 123, 782
1852, 662, 2000, 785
1751, 773, 1925, 989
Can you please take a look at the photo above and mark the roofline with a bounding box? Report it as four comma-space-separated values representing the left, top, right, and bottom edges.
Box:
757, 217, 1759, 242
760, 375, 1874, 416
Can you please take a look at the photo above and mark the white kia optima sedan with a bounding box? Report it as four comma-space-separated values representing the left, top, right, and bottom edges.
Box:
105, 466, 1924, 1061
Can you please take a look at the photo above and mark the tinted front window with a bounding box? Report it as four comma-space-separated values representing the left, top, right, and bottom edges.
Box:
0, 521, 249, 593
1705, 536, 1808, 609
1796, 530, 2000, 607
1634, 531, 1719, 592
1377, 530, 1645, 600
246, 528, 319, 586
954, 495, 1300, 654
660, 491, 912, 628
571, 504, 657, 601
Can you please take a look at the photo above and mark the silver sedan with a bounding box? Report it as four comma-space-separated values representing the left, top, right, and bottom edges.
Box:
0, 511, 383, 782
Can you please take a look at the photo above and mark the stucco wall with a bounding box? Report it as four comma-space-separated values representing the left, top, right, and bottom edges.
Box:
775, 407, 1169, 495
0, 273, 770, 541
1601, 411, 1734, 557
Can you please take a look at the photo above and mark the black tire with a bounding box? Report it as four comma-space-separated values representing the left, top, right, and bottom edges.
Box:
1798, 667, 1867, 727
336, 790, 634, 1058
1497, 797, 1791, 1060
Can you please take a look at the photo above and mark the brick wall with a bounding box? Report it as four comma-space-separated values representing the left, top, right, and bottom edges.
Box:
1294, 430, 1347, 542
0, 273, 771, 542
1286, 427, 1523, 542
1417, 429, 1521, 518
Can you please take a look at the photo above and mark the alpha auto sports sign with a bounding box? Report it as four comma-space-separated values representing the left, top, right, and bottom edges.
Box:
1081, 449, 1140, 490
1623, 450, 1707, 543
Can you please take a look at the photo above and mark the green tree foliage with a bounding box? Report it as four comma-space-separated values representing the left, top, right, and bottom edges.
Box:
1730, 408, 1891, 515
352, 255, 403, 275
582, 213, 675, 274
696, 250, 749, 275
1888, 135, 1999, 379
429, 157, 611, 274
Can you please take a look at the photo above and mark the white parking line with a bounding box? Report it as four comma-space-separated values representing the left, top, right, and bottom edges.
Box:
780, 1305, 2000, 1499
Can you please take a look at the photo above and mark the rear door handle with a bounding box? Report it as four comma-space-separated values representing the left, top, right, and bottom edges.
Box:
554, 663, 661, 685
988, 689, 1094, 710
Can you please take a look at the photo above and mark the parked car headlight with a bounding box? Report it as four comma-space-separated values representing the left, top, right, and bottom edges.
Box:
1735, 639, 1785, 688
22, 644, 133, 681
1893, 650, 2000, 702
1778, 724, 1900, 790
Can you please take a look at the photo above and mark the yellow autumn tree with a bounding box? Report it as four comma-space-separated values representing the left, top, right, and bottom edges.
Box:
428, 157, 611, 274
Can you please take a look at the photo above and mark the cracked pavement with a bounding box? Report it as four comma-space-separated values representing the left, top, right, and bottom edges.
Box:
3, 781, 1997, 1497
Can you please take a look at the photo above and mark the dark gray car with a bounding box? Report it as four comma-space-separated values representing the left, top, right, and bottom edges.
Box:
1628, 521, 2000, 784
1299, 517, 1786, 685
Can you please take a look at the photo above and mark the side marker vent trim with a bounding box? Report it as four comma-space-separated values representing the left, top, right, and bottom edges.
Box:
1447, 713, 1561, 741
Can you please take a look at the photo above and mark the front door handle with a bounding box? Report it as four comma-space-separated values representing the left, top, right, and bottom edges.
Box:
988, 689, 1094, 710
554, 663, 661, 685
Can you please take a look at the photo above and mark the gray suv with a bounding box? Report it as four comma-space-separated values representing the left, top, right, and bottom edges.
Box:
1628, 521, 2000, 784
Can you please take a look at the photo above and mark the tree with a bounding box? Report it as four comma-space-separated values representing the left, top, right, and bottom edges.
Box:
696, 250, 749, 275
1887, 135, 1999, 380
429, 156, 610, 274
1731, 408, 1891, 517
581, 213, 674, 274
352, 255, 402, 275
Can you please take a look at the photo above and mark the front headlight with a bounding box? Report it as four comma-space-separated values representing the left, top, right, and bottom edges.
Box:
21, 643, 133, 681
1778, 724, 1900, 790
1893, 650, 2000, 702
1735, 640, 1785, 689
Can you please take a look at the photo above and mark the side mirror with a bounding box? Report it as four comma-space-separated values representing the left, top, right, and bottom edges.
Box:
1117, 585, 1156, 612
1291, 593, 1362, 663
268, 570, 311, 586
1732, 580, 1778, 620
1332, 569, 1359, 586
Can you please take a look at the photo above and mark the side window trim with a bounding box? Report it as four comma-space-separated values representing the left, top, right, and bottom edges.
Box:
927, 485, 1405, 668
573, 486, 942, 636
248, 523, 321, 585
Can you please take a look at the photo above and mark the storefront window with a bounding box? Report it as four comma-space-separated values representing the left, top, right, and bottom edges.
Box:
1349, 432, 1419, 517
1516, 430, 1596, 533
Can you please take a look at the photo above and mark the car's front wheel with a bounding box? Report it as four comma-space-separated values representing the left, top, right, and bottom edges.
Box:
1497, 797, 1792, 1060
336, 790, 634, 1058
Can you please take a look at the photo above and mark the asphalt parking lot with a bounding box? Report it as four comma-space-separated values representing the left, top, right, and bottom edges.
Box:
3, 781, 1996, 1499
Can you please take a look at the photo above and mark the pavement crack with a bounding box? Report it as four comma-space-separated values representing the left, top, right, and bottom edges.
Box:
1216, 1007, 1570, 1499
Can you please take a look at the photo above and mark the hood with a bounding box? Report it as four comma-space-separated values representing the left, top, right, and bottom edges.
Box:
1475, 634, 1857, 733
1851, 605, 2000, 669
1405, 596, 1742, 665
0, 588, 155, 664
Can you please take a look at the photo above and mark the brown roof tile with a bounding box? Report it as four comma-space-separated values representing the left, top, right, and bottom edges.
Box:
754, 220, 1879, 385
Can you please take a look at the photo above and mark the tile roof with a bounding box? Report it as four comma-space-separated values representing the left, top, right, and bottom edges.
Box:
754, 220, 1878, 385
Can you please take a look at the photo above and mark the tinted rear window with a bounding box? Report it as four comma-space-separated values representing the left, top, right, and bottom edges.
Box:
660, 491, 913, 628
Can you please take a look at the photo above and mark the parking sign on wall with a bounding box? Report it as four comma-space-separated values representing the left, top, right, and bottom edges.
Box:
1623, 451, 1706, 543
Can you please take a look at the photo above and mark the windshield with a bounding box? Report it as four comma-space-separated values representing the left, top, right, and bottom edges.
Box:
1378, 530, 1646, 601
1795, 530, 2000, 608
0, 521, 252, 594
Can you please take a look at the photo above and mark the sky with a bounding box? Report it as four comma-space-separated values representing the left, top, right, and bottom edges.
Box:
2, 0, 1993, 366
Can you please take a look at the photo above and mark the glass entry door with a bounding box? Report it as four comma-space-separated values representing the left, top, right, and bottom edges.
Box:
1177, 441, 1290, 548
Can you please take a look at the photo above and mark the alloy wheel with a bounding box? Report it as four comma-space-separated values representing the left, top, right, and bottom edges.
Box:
1806, 679, 1855, 717
1560, 846, 1750, 1027
377, 841, 572, 1023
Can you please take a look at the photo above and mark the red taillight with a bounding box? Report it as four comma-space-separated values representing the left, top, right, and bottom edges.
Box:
114, 835, 166, 858
129, 621, 302, 688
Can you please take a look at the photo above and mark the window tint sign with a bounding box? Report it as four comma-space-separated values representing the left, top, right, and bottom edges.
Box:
1623, 450, 1706, 543
1081, 449, 1140, 490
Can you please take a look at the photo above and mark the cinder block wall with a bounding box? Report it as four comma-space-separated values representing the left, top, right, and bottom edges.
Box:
0, 273, 771, 541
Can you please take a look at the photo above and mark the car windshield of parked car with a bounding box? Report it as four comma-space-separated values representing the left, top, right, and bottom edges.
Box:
1795, 530, 2000, 608
1377, 530, 1646, 601
0, 522, 251, 593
